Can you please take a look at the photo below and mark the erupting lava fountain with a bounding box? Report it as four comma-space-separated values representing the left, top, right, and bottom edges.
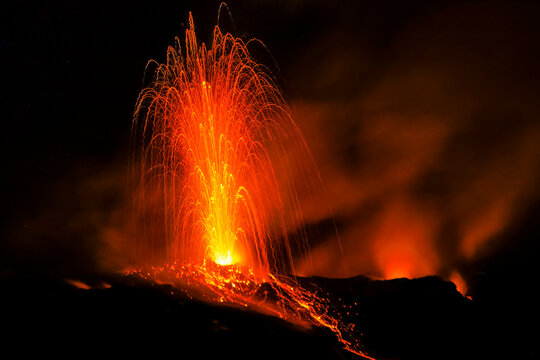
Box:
131, 13, 373, 359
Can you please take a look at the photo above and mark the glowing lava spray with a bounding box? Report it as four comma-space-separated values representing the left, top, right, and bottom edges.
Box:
132, 13, 373, 359
134, 14, 315, 276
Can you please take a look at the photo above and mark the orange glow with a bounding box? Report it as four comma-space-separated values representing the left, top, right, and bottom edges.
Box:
131, 13, 371, 359
373, 200, 439, 279
460, 197, 512, 259
65, 279, 91, 290
382, 253, 416, 279
449, 271, 470, 298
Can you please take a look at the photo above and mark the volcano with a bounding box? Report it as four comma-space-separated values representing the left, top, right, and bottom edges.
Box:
2, 272, 482, 359
2, 1, 539, 359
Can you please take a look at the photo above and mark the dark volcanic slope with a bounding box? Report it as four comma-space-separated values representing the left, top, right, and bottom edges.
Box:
299, 276, 477, 359
1, 275, 352, 359
0, 274, 523, 359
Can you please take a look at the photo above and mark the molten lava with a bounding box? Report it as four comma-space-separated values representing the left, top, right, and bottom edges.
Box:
134, 13, 318, 277
132, 13, 373, 359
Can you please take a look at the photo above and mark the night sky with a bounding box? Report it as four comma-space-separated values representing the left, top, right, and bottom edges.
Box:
2, 0, 539, 345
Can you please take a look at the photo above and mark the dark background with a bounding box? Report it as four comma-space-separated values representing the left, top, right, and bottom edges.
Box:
1, 0, 539, 356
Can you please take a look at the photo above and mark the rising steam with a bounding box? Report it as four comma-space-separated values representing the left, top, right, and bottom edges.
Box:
291, 3, 540, 287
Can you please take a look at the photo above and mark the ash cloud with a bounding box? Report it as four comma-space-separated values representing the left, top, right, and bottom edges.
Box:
289, 1, 540, 279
